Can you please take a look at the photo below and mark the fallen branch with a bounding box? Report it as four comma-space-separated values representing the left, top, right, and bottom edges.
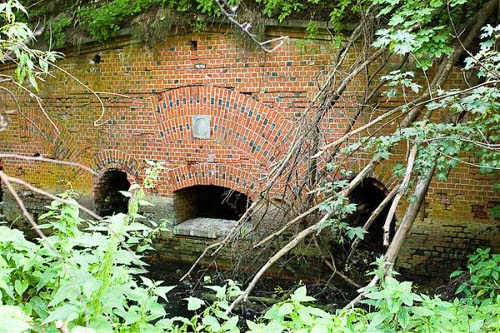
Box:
227, 161, 377, 312
214, 0, 288, 53
346, 185, 398, 262
0, 171, 55, 243
345, 165, 435, 309
312, 235, 362, 289
4, 174, 102, 220
253, 197, 333, 249
385, 165, 436, 265
226, 213, 331, 313
383, 144, 417, 246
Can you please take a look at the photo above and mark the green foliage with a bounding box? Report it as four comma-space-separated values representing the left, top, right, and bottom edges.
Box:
380, 70, 421, 98
1, 199, 500, 332
0, 187, 173, 332
317, 176, 363, 244
370, 0, 484, 69
0, 305, 32, 333
452, 248, 500, 305
256, 0, 306, 22
167, 281, 242, 332
361, 257, 500, 332
45, 16, 71, 49
77, 0, 164, 42
247, 286, 368, 332
343, 23, 499, 190
75, 0, 226, 42
0, 0, 62, 90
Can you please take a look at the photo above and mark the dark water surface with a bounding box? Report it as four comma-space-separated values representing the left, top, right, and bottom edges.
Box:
144, 258, 358, 320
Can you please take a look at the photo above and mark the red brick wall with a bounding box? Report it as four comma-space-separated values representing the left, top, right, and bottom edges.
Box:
1, 30, 498, 276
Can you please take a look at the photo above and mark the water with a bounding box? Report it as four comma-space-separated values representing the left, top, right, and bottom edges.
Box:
144, 258, 357, 319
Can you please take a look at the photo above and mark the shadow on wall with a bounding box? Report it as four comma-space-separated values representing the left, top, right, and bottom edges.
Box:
96, 169, 130, 216
174, 185, 250, 223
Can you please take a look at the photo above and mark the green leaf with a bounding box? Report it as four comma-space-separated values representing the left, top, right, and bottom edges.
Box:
310, 323, 328, 333
154, 285, 175, 302
398, 306, 410, 328
82, 278, 101, 299
185, 297, 204, 311
0, 306, 31, 333
14, 279, 28, 297
291, 286, 316, 303
346, 227, 366, 240
469, 320, 484, 332
72, 327, 97, 333
206, 285, 227, 299
411, 306, 434, 317
277, 303, 294, 317
44, 304, 79, 324
202, 315, 221, 331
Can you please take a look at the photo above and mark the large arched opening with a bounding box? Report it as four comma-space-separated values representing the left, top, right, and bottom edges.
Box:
95, 169, 130, 216
174, 185, 249, 223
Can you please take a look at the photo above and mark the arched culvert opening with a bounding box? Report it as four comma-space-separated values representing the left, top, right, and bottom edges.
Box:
320, 177, 396, 283
174, 185, 249, 222
347, 177, 396, 253
96, 169, 130, 216
173, 185, 250, 239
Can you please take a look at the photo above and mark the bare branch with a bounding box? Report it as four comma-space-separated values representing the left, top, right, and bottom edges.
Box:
214, 0, 288, 53
345, 165, 436, 309
346, 185, 398, 261
0, 74, 60, 134
55, 320, 71, 333
0, 153, 97, 175
0, 171, 54, 243
227, 213, 331, 313
4, 174, 102, 220
383, 144, 417, 246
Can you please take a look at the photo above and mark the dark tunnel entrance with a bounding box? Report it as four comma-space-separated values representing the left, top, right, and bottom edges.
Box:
174, 185, 249, 223
348, 177, 396, 252
96, 169, 130, 216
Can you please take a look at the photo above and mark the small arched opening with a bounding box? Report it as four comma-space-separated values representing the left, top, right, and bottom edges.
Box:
174, 185, 249, 223
96, 169, 130, 216
348, 177, 395, 252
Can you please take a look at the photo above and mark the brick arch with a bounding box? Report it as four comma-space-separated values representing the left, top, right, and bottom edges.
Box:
2, 90, 84, 163
152, 85, 293, 167
163, 141, 264, 174
92, 150, 144, 207
93, 149, 143, 182
0, 87, 88, 181
168, 163, 262, 199
159, 116, 287, 165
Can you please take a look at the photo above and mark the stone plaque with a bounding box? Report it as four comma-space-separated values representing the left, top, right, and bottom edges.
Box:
192, 115, 211, 139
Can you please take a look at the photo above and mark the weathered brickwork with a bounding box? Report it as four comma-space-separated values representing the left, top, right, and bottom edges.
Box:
0, 28, 498, 278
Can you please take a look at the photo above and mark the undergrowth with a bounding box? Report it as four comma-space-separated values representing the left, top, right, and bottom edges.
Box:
1, 185, 499, 332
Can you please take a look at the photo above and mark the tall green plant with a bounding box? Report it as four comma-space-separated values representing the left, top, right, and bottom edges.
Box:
0, 184, 174, 332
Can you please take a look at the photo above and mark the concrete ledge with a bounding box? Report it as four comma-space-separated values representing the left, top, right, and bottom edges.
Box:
173, 217, 238, 239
